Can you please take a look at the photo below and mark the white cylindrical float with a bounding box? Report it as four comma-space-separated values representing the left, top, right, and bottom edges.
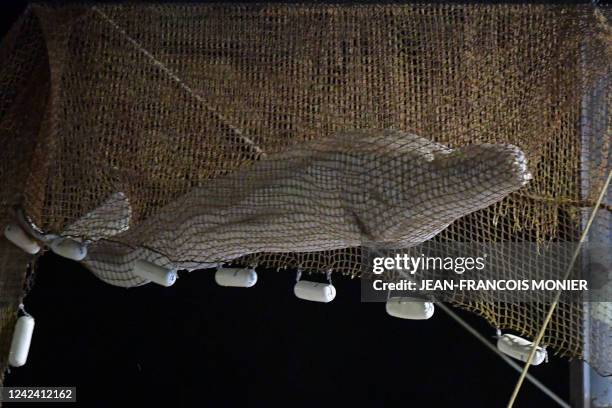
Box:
3, 223, 40, 255
215, 267, 257, 288
385, 297, 435, 320
294, 280, 336, 303
9, 315, 35, 367
50, 237, 87, 261
496, 333, 547, 366
133, 260, 177, 287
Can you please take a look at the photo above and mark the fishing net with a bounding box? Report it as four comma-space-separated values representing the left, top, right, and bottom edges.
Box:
0, 3, 610, 381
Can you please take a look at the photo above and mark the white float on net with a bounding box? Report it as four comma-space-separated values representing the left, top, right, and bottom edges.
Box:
9, 314, 35, 367
215, 267, 257, 288
496, 333, 547, 365
385, 297, 435, 320
294, 280, 336, 303
49, 237, 87, 261
3, 223, 40, 255
133, 259, 177, 287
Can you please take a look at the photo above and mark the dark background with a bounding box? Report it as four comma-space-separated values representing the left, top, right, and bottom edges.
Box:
2, 2, 572, 407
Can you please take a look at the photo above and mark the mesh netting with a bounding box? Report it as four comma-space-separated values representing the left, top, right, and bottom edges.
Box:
0, 3, 610, 379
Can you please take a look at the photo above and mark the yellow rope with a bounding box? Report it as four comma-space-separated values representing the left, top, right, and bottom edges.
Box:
507, 169, 612, 407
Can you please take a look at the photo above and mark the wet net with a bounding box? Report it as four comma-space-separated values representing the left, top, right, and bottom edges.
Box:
0, 3, 610, 381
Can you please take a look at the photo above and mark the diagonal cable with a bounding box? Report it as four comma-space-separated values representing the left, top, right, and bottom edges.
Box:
507, 170, 611, 407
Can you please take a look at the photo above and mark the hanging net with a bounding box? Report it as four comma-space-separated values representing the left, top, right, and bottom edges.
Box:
0, 3, 610, 381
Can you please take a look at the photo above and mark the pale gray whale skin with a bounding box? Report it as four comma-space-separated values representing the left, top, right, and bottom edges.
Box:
79, 130, 531, 287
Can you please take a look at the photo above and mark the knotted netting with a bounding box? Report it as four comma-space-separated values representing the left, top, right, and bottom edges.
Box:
0, 3, 610, 383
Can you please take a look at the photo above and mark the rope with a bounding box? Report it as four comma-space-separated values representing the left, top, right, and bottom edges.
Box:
91, 6, 266, 159
369, 248, 570, 407
438, 303, 570, 408
515, 192, 612, 212
507, 169, 611, 407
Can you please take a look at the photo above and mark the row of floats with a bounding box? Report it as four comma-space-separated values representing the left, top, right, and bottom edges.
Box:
4, 221, 548, 368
